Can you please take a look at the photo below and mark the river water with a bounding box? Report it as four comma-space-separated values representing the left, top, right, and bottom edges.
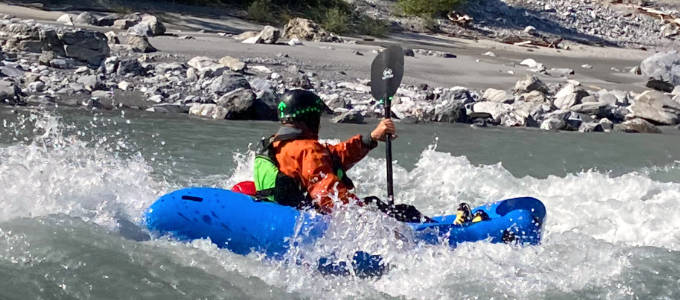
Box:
1, 106, 679, 299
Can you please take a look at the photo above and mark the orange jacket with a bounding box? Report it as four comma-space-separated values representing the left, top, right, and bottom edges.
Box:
273, 134, 376, 212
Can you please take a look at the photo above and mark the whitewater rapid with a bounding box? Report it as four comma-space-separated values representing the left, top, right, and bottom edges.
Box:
1, 110, 679, 299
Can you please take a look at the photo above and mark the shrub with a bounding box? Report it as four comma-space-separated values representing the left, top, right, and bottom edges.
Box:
321, 7, 350, 34
397, 0, 466, 17
248, 0, 276, 23
356, 16, 389, 37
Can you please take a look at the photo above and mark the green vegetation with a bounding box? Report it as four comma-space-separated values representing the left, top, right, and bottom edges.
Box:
355, 16, 389, 37
321, 7, 351, 34
397, 0, 466, 17
247, 0, 275, 23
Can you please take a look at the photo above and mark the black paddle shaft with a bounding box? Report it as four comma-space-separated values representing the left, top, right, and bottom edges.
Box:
370, 45, 404, 205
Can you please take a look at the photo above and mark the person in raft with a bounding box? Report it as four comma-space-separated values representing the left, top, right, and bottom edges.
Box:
241, 89, 480, 224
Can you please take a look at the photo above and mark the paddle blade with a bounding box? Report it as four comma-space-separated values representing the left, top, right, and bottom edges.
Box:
370, 45, 405, 101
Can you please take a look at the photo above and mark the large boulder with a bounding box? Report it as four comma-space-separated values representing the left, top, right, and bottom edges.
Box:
628, 90, 680, 125
432, 87, 474, 122
513, 75, 549, 94
56, 14, 74, 25
59, 30, 110, 65
259, 26, 281, 44
640, 51, 680, 87
189, 103, 228, 119
613, 118, 662, 134
554, 84, 589, 110
214, 88, 257, 119
127, 22, 153, 37
209, 73, 251, 95
467, 101, 514, 123
282, 18, 342, 42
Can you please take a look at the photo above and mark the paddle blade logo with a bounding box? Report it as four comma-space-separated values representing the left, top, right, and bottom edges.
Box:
382, 68, 394, 81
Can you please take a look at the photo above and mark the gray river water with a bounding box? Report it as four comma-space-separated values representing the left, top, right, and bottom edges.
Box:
1, 106, 679, 299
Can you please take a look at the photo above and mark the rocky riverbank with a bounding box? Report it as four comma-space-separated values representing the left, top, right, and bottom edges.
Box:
1, 7, 679, 134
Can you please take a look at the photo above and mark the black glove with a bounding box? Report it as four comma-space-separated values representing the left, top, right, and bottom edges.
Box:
363, 196, 435, 223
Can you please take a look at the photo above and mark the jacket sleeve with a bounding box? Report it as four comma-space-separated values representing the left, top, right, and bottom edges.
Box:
326, 134, 377, 171
298, 142, 358, 213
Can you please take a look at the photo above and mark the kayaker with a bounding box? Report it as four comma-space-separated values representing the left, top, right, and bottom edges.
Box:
252, 89, 429, 222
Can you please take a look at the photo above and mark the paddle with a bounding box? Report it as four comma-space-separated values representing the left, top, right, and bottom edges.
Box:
370, 45, 404, 205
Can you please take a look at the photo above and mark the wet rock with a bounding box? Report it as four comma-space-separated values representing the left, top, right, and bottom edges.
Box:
77, 74, 101, 91
127, 35, 156, 53
540, 116, 565, 130
117, 59, 144, 76
640, 51, 680, 87
646, 78, 675, 93
613, 118, 662, 134
554, 84, 589, 110
629, 90, 680, 125
0, 80, 22, 105
332, 110, 364, 124
57, 14, 74, 25
282, 18, 342, 43
74, 12, 97, 25
259, 26, 281, 44
482, 88, 513, 103
209, 72, 251, 95
218, 56, 246, 72
189, 103, 228, 119
579, 122, 604, 133
215, 88, 257, 119
514, 75, 549, 94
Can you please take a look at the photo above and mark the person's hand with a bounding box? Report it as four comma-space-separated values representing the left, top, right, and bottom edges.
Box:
371, 118, 396, 142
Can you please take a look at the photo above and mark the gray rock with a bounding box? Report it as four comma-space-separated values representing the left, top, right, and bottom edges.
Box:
547, 68, 575, 77
113, 19, 136, 30
518, 90, 547, 103
646, 78, 675, 93
321, 93, 347, 110
187, 56, 226, 78
0, 80, 22, 105
127, 35, 157, 53
468, 101, 513, 123
50, 58, 76, 69
514, 75, 549, 94
74, 12, 97, 25
540, 117, 565, 130
512, 101, 549, 126
290, 75, 313, 89
629, 90, 680, 125
57, 14, 74, 25
579, 122, 604, 133
434, 99, 467, 123
253, 97, 277, 121
140, 14, 166, 36
147, 103, 188, 113
60, 30, 110, 65
215, 88, 256, 119
563, 111, 586, 131
116, 59, 144, 76
218, 56, 246, 72
155, 62, 185, 74
127, 22, 153, 37
209, 73, 251, 95
673, 86, 680, 96
640, 51, 680, 87
148, 95, 163, 103
599, 118, 614, 131
186, 68, 198, 81
282, 17, 342, 43
259, 26, 281, 44
39, 51, 56, 66
0, 65, 23, 78
482, 88, 513, 103
554, 84, 589, 110
27, 81, 45, 93
77, 75, 101, 91
332, 110, 364, 124
189, 103, 228, 119
104, 56, 119, 74
570, 102, 607, 115
91, 90, 112, 99
614, 118, 662, 134
118, 81, 131, 91
104, 31, 119, 45
403, 48, 415, 57
96, 15, 117, 27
